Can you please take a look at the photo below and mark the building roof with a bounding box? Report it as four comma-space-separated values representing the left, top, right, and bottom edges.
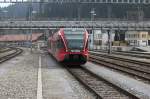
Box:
0, 33, 43, 42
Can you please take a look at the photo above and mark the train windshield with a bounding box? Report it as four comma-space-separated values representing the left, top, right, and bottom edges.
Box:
64, 29, 85, 50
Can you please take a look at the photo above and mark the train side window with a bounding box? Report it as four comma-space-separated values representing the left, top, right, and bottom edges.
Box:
57, 39, 64, 48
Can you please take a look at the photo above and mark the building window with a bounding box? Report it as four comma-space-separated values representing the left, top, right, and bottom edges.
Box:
134, 40, 137, 44
108, 0, 111, 2
118, 0, 122, 2
140, 0, 144, 3
91, 0, 95, 2
131, 34, 133, 38
137, 34, 139, 38
129, 34, 131, 38
135, 0, 139, 3
145, 0, 149, 3
142, 40, 145, 42
124, 0, 128, 2
129, 0, 133, 3
102, 0, 106, 2
142, 34, 146, 38
148, 31, 150, 35
133, 34, 135, 38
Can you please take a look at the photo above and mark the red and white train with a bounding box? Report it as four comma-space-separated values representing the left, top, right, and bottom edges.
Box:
47, 28, 89, 65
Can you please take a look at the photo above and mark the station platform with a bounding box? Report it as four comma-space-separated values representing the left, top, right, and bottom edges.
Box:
134, 47, 150, 52
82, 62, 150, 99
0, 48, 94, 99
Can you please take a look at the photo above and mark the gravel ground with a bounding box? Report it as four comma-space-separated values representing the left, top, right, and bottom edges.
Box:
0, 48, 38, 99
0, 48, 98, 99
41, 53, 95, 99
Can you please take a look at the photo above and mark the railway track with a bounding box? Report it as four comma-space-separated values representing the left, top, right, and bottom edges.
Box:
0, 47, 23, 63
89, 51, 150, 82
91, 50, 150, 59
66, 66, 138, 99
0, 47, 12, 53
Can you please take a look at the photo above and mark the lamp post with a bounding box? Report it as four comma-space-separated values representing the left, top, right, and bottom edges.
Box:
107, 30, 112, 54
2, 10, 8, 46
30, 10, 37, 52
2, 10, 8, 21
90, 8, 96, 50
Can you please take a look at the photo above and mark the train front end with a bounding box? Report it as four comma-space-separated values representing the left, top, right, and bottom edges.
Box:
60, 28, 89, 65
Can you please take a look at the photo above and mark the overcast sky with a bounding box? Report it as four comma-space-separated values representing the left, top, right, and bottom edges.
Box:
0, 3, 11, 8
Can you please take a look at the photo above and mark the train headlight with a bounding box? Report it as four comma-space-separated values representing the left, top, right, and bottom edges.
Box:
71, 50, 80, 52
66, 49, 71, 52
66, 50, 68, 52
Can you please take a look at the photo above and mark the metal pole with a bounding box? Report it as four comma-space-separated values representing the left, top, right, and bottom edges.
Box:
30, 28, 32, 52
137, 5, 144, 21
45, 30, 48, 45
92, 14, 94, 50
77, 4, 81, 21
29, 3, 32, 52
92, 29, 94, 50
90, 8, 96, 50
107, 30, 112, 54
107, 5, 112, 20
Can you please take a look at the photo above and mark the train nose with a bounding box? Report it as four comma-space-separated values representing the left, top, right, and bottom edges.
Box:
64, 54, 86, 61
73, 55, 79, 60
64, 54, 79, 60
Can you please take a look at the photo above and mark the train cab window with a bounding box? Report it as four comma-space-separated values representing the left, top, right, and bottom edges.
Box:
64, 29, 85, 50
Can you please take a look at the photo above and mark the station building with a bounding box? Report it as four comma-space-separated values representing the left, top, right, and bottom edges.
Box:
125, 31, 150, 46
91, 30, 115, 49
0, 33, 43, 47
90, 30, 150, 51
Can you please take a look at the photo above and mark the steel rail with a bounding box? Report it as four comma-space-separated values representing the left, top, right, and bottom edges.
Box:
0, 47, 13, 53
89, 52, 150, 81
66, 66, 138, 99
90, 51, 150, 69
0, 48, 23, 63
91, 50, 150, 59
90, 52, 150, 68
